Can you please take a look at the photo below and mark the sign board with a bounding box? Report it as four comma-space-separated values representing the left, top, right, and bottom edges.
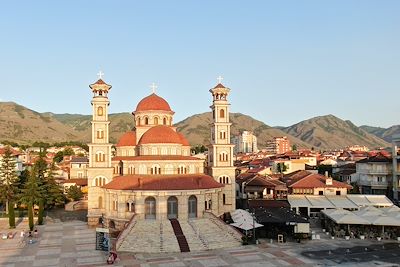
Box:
95, 228, 110, 251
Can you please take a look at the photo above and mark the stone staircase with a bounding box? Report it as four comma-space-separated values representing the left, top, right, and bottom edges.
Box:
170, 219, 190, 252
118, 217, 241, 253
118, 220, 180, 253
189, 217, 242, 250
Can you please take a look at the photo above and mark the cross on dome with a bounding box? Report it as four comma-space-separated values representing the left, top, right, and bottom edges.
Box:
217, 75, 224, 84
150, 82, 158, 94
97, 70, 104, 79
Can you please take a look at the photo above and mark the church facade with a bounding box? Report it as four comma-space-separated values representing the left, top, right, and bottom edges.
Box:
87, 77, 236, 229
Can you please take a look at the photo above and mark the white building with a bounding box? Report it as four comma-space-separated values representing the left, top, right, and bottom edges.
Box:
231, 131, 257, 154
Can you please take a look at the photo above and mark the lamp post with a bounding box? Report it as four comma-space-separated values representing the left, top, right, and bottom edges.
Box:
252, 208, 256, 243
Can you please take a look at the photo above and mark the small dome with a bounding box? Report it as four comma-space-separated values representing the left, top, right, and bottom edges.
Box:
138, 126, 186, 145
135, 93, 172, 112
116, 131, 136, 147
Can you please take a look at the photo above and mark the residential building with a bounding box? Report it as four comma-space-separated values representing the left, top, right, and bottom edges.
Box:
265, 136, 290, 155
355, 153, 393, 196
70, 157, 89, 179
392, 134, 400, 200
231, 131, 257, 154
282, 170, 352, 196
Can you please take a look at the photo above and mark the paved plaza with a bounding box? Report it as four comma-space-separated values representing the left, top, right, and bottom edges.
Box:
1, 218, 400, 267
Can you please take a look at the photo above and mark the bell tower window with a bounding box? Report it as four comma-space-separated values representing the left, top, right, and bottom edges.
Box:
97, 106, 104, 116
97, 129, 104, 139
219, 109, 225, 118
144, 117, 149, 125
163, 117, 167, 125
154, 117, 159, 125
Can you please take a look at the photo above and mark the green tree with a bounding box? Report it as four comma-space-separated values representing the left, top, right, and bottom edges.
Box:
67, 185, 83, 201
43, 162, 65, 207
0, 146, 19, 228
276, 162, 288, 173
34, 149, 48, 225
292, 144, 298, 151
20, 171, 42, 231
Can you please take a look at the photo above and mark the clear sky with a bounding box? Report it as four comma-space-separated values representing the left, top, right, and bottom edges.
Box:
1, 1, 399, 128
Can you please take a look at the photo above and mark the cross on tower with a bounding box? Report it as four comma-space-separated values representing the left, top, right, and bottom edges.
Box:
217, 75, 224, 84
150, 83, 158, 94
97, 70, 104, 79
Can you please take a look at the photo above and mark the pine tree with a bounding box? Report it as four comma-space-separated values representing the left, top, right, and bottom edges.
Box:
20, 170, 42, 231
44, 161, 65, 208
0, 146, 19, 228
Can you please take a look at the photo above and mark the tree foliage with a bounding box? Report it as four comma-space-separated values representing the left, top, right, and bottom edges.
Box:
0, 146, 19, 228
67, 185, 83, 201
276, 162, 288, 173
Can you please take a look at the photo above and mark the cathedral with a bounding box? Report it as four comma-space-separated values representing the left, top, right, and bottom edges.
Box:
87, 76, 236, 230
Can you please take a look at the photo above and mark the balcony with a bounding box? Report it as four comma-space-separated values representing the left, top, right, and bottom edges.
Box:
368, 170, 389, 175
358, 180, 388, 188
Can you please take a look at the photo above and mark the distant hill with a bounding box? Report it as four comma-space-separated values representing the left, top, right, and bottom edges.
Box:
0, 102, 391, 150
281, 115, 390, 149
174, 112, 310, 148
360, 125, 400, 143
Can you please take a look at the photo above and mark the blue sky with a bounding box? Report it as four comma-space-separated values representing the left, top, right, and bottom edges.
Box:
1, 1, 399, 128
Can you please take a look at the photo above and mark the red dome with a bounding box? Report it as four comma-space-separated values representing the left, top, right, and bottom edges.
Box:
138, 126, 186, 145
116, 131, 136, 147
135, 93, 172, 112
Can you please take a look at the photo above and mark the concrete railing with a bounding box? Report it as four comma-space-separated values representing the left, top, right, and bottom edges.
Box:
115, 214, 136, 251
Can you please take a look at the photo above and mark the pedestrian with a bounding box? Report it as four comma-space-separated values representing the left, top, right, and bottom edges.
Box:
34, 229, 38, 238
20, 230, 25, 238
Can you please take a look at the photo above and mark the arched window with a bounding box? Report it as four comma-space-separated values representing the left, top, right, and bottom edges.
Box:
219, 109, 225, 118
126, 200, 135, 212
167, 196, 178, 219
177, 165, 187, 174
163, 117, 167, 125
144, 117, 149, 125
93, 176, 107, 187
97, 106, 104, 116
218, 175, 230, 184
161, 147, 167, 155
145, 197, 156, 219
223, 194, 226, 205
151, 164, 161, 175
98, 196, 103, 209
188, 195, 197, 218
219, 131, 226, 140
97, 129, 104, 139
128, 165, 135, 175
137, 117, 141, 126
219, 152, 228, 162
151, 147, 157, 155
109, 220, 115, 229
154, 117, 159, 125
113, 200, 118, 211
96, 151, 105, 162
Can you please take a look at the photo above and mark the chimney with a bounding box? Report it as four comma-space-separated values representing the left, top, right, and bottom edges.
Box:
325, 176, 333, 186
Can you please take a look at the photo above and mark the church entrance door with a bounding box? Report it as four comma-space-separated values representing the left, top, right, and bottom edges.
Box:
188, 195, 197, 218
145, 197, 156, 219
167, 196, 178, 219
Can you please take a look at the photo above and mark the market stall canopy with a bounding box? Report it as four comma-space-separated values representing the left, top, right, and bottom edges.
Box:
230, 221, 263, 231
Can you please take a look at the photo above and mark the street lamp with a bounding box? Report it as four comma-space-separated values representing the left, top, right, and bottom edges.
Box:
251, 208, 256, 243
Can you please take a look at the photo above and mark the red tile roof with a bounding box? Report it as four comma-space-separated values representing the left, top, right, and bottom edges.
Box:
214, 83, 226, 89
116, 131, 137, 147
177, 132, 190, 146
103, 174, 223, 190
95, 79, 106, 85
135, 93, 172, 112
289, 173, 352, 189
138, 126, 187, 145
112, 155, 201, 161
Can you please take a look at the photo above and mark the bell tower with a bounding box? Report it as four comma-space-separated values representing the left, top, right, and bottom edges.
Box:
87, 71, 114, 226
208, 76, 236, 215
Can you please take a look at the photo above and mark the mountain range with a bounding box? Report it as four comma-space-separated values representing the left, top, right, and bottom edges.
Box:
0, 101, 396, 150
